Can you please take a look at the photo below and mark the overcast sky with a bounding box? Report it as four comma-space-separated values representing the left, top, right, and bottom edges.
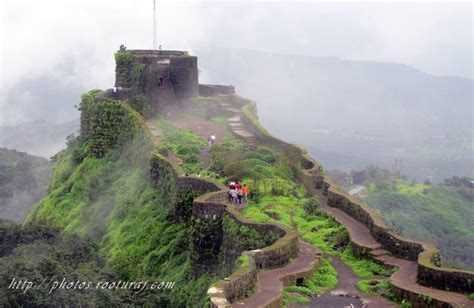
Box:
0, 0, 472, 125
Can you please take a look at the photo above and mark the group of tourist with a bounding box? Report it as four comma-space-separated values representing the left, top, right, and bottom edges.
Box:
228, 181, 249, 205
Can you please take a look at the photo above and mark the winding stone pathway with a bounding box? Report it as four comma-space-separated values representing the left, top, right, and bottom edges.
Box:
235, 240, 321, 308
315, 190, 473, 307
146, 114, 324, 307
218, 95, 257, 147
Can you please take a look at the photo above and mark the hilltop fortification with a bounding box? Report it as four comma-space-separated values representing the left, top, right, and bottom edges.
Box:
26, 48, 474, 308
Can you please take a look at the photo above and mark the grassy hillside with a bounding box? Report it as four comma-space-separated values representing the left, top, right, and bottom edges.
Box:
364, 179, 474, 270
0, 148, 52, 222
18, 92, 214, 306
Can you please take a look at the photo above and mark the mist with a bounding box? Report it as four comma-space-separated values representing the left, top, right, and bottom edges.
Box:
0, 0, 472, 180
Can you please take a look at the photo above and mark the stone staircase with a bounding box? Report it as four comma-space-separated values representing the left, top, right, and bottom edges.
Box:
218, 95, 257, 147
315, 190, 474, 307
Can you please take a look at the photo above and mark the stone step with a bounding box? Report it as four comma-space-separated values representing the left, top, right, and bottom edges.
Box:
219, 103, 233, 108
228, 116, 241, 123
224, 107, 241, 113
374, 254, 392, 265
233, 129, 255, 138
229, 122, 244, 128
369, 249, 389, 257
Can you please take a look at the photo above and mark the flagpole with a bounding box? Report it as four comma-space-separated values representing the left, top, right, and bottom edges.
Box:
153, 0, 157, 50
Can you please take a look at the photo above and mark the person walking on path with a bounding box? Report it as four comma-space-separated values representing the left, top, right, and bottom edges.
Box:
210, 133, 216, 145
229, 188, 238, 204
237, 186, 244, 205
242, 184, 249, 203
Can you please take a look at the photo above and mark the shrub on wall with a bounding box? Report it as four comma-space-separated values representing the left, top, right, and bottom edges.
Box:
129, 94, 151, 118
114, 50, 145, 94
78, 90, 150, 158
221, 214, 279, 250
114, 51, 133, 85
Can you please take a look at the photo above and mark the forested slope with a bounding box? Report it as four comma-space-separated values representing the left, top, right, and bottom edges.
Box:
0, 148, 52, 222
364, 180, 474, 271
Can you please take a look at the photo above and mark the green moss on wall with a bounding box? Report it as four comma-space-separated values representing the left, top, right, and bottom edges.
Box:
114, 51, 145, 94
25, 88, 215, 306
221, 214, 279, 249
129, 94, 151, 118
78, 92, 151, 158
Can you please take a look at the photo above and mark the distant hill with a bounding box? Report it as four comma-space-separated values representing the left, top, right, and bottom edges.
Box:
365, 179, 474, 271
0, 148, 52, 222
0, 120, 79, 158
197, 48, 473, 181
327, 168, 474, 271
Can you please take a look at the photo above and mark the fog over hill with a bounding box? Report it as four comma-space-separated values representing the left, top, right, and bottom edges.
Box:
0, 48, 472, 182
0, 69, 82, 158
198, 48, 473, 182
0, 120, 79, 158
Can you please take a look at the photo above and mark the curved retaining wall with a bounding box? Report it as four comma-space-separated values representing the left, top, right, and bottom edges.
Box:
196, 189, 299, 306
147, 147, 299, 306
228, 94, 474, 296
321, 177, 474, 293
145, 89, 473, 306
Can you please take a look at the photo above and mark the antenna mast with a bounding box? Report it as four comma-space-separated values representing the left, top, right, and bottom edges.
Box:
153, 0, 157, 49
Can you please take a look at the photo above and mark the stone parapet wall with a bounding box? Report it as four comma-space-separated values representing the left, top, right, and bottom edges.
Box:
195, 186, 299, 306
209, 252, 257, 308
232, 96, 474, 295
199, 84, 235, 97
324, 183, 424, 261
322, 177, 474, 293
418, 251, 474, 293
237, 101, 319, 173
177, 177, 221, 195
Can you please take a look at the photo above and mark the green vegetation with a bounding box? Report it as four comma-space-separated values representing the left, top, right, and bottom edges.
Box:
242, 194, 385, 278
235, 253, 250, 269
114, 50, 133, 79
78, 90, 151, 158
364, 179, 474, 270
0, 220, 144, 306
357, 279, 396, 302
283, 258, 337, 305
210, 141, 299, 190
221, 214, 280, 249
207, 143, 387, 302
114, 51, 145, 93
0, 148, 52, 222
129, 94, 150, 118
468, 293, 474, 300
328, 166, 474, 270
155, 120, 207, 173
20, 91, 215, 306
210, 115, 228, 124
